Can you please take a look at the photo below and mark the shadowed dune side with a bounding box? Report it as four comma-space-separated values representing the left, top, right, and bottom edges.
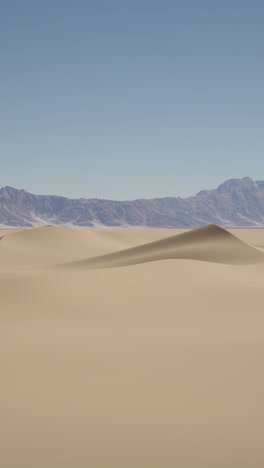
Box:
53, 224, 264, 270
0, 225, 160, 268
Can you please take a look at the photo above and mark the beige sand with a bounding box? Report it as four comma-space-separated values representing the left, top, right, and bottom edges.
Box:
1, 225, 264, 468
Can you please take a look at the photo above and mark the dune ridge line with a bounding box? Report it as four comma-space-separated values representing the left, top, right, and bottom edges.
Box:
51, 224, 264, 270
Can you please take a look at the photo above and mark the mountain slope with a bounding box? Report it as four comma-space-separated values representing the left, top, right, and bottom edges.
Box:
1, 177, 264, 228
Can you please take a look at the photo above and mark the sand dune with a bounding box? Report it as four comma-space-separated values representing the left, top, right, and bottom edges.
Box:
55, 224, 264, 270
0, 225, 166, 268
1, 225, 264, 468
2, 224, 262, 271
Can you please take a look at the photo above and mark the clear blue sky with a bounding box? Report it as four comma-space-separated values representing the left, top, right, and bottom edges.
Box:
1, 0, 264, 199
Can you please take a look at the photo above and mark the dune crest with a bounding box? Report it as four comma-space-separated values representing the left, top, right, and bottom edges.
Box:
0, 225, 155, 268
54, 224, 264, 270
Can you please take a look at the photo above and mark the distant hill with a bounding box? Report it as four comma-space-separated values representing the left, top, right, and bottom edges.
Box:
1, 177, 264, 228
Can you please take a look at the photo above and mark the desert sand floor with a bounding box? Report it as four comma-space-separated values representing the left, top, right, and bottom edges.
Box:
1, 225, 264, 468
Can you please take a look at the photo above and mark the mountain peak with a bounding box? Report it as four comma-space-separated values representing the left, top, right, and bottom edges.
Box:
216, 177, 256, 193
1, 185, 17, 191
0, 186, 26, 194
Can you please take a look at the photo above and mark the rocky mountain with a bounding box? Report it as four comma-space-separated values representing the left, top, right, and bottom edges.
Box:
1, 177, 264, 228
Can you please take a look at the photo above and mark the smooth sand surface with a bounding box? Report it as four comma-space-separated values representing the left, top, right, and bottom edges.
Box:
1, 225, 264, 468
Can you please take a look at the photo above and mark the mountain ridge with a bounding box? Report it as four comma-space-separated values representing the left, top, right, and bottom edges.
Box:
1, 177, 264, 228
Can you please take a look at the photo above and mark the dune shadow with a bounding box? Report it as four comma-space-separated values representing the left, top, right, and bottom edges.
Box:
52, 224, 264, 270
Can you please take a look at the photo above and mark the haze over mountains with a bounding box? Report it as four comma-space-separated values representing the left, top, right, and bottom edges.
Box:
1, 177, 264, 228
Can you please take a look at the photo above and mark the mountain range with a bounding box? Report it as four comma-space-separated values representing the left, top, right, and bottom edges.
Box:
1, 177, 264, 228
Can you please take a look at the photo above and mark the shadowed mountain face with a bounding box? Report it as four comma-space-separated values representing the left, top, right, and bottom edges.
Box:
1, 177, 264, 228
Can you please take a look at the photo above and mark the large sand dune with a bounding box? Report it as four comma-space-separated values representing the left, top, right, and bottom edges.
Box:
1, 225, 264, 468
56, 224, 264, 269
0, 225, 153, 267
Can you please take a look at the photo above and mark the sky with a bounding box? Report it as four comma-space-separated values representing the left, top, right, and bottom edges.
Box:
1, 0, 264, 200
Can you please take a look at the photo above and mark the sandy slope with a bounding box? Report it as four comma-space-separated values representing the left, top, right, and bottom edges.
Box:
1, 225, 264, 468
0, 225, 155, 267
54, 224, 264, 269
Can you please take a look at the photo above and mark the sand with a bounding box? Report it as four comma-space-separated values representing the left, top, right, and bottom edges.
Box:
1, 225, 264, 468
